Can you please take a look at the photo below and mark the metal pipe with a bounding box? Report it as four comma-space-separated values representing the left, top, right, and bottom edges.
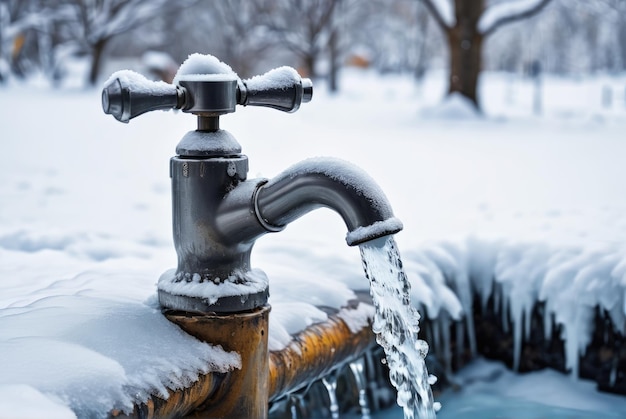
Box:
214, 157, 403, 248
110, 306, 376, 418
268, 306, 376, 401
256, 158, 401, 246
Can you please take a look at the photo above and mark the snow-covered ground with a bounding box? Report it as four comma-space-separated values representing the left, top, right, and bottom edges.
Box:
1, 65, 626, 417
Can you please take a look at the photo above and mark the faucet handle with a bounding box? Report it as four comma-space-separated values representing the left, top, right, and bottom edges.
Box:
102, 71, 183, 123
239, 67, 313, 113
101, 59, 313, 124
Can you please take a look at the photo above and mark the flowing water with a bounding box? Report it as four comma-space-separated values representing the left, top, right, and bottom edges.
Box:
359, 236, 437, 419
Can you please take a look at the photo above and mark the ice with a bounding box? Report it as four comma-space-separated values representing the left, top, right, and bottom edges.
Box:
157, 267, 269, 302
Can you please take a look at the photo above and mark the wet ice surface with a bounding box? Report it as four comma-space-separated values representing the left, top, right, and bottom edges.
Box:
1, 68, 626, 416
345, 358, 626, 419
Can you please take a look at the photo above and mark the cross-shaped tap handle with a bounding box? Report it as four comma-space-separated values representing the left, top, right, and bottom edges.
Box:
102, 64, 312, 123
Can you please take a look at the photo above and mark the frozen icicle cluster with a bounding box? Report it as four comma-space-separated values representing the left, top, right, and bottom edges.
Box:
404, 235, 626, 381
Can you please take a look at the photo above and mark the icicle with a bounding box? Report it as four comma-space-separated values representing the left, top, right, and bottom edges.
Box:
501, 294, 509, 334
289, 393, 304, 419
544, 304, 553, 342
349, 357, 371, 418
321, 370, 340, 419
564, 320, 580, 379
524, 301, 534, 342
493, 283, 501, 319
512, 305, 525, 372
455, 319, 465, 369
432, 320, 441, 362
363, 349, 381, 412
465, 306, 477, 357
610, 356, 618, 388
441, 313, 452, 378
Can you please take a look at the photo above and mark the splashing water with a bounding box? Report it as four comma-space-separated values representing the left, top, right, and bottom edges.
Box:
359, 236, 437, 419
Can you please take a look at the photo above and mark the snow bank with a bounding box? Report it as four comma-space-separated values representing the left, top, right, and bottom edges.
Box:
0, 293, 240, 417
419, 93, 481, 120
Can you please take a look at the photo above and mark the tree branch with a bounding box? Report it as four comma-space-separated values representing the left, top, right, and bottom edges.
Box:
482, 0, 553, 37
421, 0, 452, 32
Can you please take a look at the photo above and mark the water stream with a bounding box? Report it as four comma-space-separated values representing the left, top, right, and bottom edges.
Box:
359, 236, 437, 419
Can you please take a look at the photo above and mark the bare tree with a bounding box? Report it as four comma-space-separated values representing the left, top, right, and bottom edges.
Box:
261, 0, 338, 79
597, 0, 626, 71
58, 0, 190, 86
422, 0, 553, 109
0, 0, 50, 82
202, 1, 274, 78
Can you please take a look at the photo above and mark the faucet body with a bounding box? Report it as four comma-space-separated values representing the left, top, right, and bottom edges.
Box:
101, 52, 403, 318
102, 54, 404, 418
159, 126, 402, 313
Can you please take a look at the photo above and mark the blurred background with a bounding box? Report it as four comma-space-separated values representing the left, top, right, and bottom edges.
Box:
1, 0, 625, 103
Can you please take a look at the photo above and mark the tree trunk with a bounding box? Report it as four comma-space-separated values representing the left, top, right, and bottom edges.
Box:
447, 0, 484, 109
619, 18, 626, 72
303, 53, 316, 79
328, 29, 339, 93
88, 38, 107, 86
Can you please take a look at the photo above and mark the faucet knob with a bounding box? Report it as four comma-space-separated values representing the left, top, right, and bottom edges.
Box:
102, 71, 183, 123
239, 67, 313, 113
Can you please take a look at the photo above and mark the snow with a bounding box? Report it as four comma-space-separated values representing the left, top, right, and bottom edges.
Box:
337, 303, 376, 334
141, 51, 176, 72
244, 66, 302, 91
346, 217, 403, 246
172, 53, 236, 85
158, 267, 269, 302
429, 0, 455, 27
1, 67, 626, 415
479, 0, 548, 34
418, 92, 481, 120
104, 69, 174, 96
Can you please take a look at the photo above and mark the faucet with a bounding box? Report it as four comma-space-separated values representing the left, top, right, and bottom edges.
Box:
102, 54, 402, 314
102, 54, 402, 418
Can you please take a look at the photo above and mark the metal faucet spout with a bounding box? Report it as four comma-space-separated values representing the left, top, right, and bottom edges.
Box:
254, 157, 403, 246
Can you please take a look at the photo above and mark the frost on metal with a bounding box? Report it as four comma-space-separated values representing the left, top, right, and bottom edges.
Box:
104, 69, 173, 95
157, 268, 269, 303
346, 218, 404, 246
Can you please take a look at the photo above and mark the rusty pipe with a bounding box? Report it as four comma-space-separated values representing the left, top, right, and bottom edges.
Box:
110, 305, 375, 418
268, 307, 375, 401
